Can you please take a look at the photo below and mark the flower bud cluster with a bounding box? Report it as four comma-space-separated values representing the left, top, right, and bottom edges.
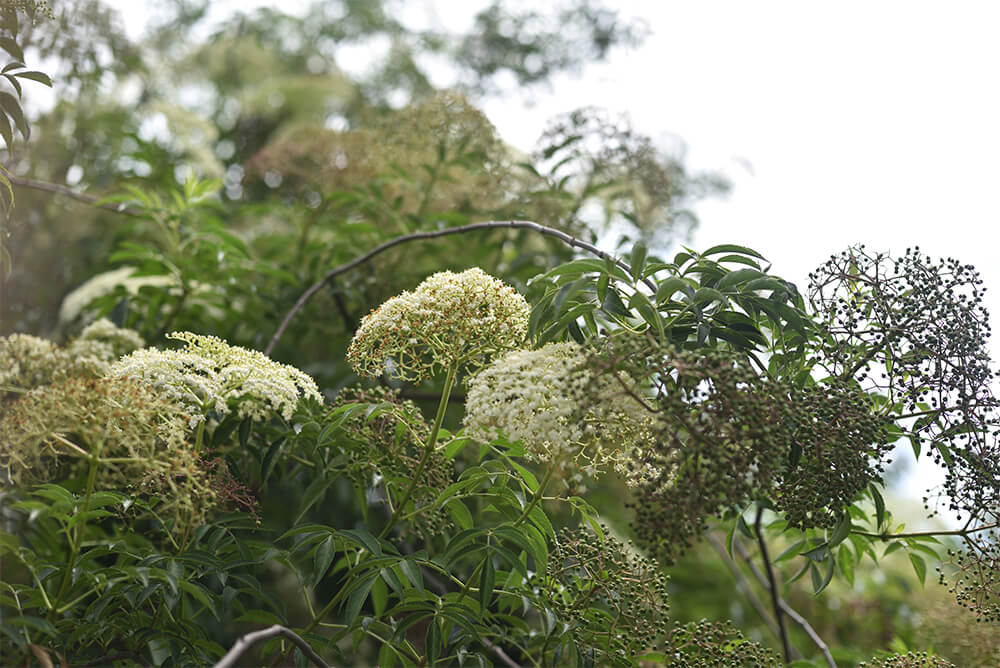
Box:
0, 319, 145, 399
463, 342, 660, 480
0, 376, 220, 527
346, 268, 530, 382
110, 331, 321, 422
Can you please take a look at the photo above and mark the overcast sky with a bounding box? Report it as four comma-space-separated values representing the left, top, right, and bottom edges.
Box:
112, 0, 999, 522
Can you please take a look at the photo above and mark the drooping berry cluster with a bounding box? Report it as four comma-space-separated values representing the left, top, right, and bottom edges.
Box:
663, 620, 781, 667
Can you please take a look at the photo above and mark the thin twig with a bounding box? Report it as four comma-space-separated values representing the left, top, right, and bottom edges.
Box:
77, 651, 152, 668
8, 174, 144, 217
704, 532, 791, 655
264, 220, 653, 356
732, 538, 836, 668
754, 506, 792, 664
213, 625, 330, 668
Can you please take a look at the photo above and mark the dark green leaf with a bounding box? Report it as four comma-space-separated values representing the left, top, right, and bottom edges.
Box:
313, 536, 336, 586
908, 553, 927, 585
0, 91, 28, 139
479, 554, 495, 613
13, 70, 52, 86
344, 574, 377, 626
630, 241, 647, 282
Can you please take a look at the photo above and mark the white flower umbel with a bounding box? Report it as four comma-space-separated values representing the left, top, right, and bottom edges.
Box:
109, 332, 321, 422
347, 268, 530, 381
464, 342, 659, 480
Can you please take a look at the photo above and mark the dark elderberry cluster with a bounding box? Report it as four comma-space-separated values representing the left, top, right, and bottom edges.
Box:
774, 380, 890, 530
584, 335, 890, 563
332, 387, 453, 536
858, 652, 955, 668
526, 525, 670, 665
808, 246, 998, 520
663, 620, 781, 667
809, 246, 1000, 618
938, 530, 1000, 623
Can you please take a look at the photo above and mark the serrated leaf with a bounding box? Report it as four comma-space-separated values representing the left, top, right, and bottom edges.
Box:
344, 574, 377, 626
313, 536, 336, 586
908, 553, 927, 585
479, 554, 495, 613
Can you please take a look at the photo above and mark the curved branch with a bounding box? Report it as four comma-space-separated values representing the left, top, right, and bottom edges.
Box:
213, 625, 329, 668
8, 174, 144, 216
265, 220, 652, 356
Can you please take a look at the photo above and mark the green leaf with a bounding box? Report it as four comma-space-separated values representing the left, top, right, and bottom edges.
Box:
178, 580, 219, 620
838, 544, 855, 586
399, 559, 423, 591
630, 241, 647, 282
12, 70, 51, 86
340, 528, 383, 556
655, 276, 690, 305
478, 554, 495, 613
773, 540, 806, 563
869, 483, 886, 531
425, 617, 440, 666
445, 499, 473, 530
313, 536, 336, 586
0, 108, 13, 148
701, 244, 767, 260
690, 287, 727, 308
0, 38, 24, 62
908, 553, 927, 585
716, 268, 765, 291
810, 557, 836, 595
829, 514, 852, 547
344, 574, 377, 626
802, 544, 830, 562
0, 91, 28, 139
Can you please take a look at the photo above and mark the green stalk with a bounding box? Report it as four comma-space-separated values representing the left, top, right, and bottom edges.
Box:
513, 467, 554, 528
379, 362, 458, 540
48, 456, 99, 620
303, 364, 459, 638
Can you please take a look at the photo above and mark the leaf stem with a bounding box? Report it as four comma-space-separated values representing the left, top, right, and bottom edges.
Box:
379, 362, 458, 540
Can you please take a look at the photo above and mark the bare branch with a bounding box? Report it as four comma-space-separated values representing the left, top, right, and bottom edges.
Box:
754, 506, 792, 664
213, 625, 329, 668
732, 537, 836, 668
7, 174, 144, 217
264, 220, 652, 356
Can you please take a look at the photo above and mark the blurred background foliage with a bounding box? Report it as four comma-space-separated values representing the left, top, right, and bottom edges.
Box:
1, 1, 996, 665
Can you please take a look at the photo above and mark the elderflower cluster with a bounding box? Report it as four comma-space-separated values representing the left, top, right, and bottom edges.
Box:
347, 268, 530, 381
0, 320, 144, 395
109, 332, 321, 421
463, 342, 658, 479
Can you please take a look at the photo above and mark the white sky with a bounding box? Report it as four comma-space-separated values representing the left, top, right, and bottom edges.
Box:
110, 0, 999, 524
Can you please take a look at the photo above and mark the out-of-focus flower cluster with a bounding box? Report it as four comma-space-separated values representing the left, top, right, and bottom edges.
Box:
463, 342, 659, 481
347, 268, 529, 382
110, 331, 321, 421
0, 319, 145, 400
0, 376, 219, 526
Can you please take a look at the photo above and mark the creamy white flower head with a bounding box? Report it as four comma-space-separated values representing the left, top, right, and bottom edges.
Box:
66, 319, 145, 364
347, 268, 530, 381
109, 332, 321, 422
59, 267, 177, 323
463, 342, 659, 480
0, 334, 61, 388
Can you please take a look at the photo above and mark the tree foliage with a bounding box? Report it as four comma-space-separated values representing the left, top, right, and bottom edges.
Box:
1, 2, 998, 667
